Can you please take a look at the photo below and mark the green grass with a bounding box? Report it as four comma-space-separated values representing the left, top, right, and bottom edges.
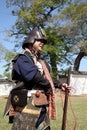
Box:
0, 93, 87, 130
0, 96, 12, 130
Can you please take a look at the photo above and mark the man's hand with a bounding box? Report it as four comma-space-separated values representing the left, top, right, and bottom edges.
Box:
61, 83, 71, 92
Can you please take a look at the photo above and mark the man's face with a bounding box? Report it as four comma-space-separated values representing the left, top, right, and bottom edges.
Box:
33, 39, 45, 52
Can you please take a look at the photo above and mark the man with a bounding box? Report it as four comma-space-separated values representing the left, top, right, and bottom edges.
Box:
10, 29, 70, 130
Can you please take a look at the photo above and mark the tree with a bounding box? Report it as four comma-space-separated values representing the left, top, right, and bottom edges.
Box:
5, 0, 87, 76
56, 1, 87, 71
44, 27, 70, 77
5, 0, 71, 77
0, 74, 3, 78
0, 43, 9, 61
3, 52, 16, 79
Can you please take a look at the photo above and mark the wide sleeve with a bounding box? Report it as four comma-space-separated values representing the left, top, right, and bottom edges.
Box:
14, 55, 38, 82
14, 55, 52, 92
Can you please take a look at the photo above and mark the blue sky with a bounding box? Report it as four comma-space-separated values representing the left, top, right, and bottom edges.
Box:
0, 0, 87, 76
0, 0, 17, 75
0, 0, 17, 49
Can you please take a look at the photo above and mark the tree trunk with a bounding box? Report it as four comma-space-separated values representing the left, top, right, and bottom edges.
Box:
73, 51, 85, 71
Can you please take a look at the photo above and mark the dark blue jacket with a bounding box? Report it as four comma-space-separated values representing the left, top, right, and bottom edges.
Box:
12, 51, 52, 91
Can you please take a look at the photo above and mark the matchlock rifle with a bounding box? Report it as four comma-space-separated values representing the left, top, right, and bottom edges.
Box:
61, 67, 71, 130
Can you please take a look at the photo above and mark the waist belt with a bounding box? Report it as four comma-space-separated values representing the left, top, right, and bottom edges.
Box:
15, 106, 40, 115
27, 90, 44, 97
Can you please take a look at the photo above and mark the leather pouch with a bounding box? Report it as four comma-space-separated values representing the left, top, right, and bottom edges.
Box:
11, 89, 28, 107
33, 91, 49, 106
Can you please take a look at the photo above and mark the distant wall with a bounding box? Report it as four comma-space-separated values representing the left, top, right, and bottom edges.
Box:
0, 79, 14, 96
70, 72, 87, 95
59, 71, 87, 95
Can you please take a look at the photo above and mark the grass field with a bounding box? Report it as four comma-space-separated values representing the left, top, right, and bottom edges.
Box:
0, 92, 87, 130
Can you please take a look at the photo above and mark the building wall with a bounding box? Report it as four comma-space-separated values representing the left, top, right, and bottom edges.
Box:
59, 72, 87, 95
70, 73, 87, 95
0, 79, 14, 96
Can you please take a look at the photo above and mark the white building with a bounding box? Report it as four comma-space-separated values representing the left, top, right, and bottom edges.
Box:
70, 71, 87, 95
0, 79, 14, 96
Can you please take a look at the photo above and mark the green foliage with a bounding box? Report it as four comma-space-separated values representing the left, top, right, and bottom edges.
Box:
6, 0, 71, 34
53, 1, 87, 71
5, 52, 16, 61
5, 0, 87, 74
3, 71, 11, 80
0, 43, 9, 61
5, 0, 72, 76
59, 2, 87, 45
3, 52, 16, 78
0, 74, 3, 78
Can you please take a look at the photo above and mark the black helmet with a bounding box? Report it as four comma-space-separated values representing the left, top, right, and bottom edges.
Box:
22, 29, 47, 49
